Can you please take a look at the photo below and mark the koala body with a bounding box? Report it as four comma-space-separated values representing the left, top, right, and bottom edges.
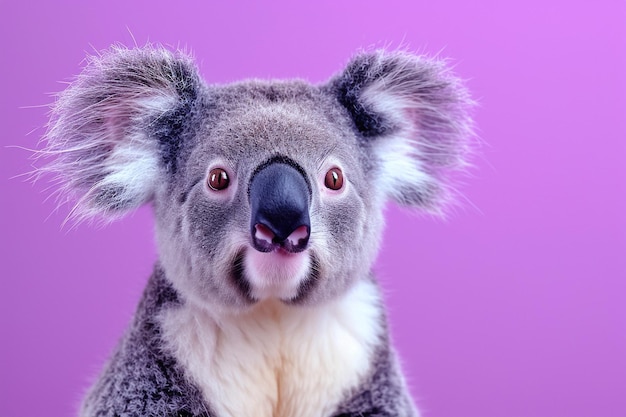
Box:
42, 46, 473, 417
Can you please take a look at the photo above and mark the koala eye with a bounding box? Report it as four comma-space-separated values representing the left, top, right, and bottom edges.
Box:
208, 168, 230, 191
324, 167, 344, 190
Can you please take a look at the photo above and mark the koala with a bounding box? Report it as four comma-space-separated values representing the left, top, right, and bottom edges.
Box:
40, 45, 473, 417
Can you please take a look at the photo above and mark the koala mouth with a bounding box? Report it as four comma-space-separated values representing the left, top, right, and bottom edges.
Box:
230, 248, 320, 303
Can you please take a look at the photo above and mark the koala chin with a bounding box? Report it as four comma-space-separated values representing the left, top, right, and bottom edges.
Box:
40, 45, 474, 417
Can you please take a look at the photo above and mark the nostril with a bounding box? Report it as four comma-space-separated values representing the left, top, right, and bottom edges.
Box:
252, 223, 310, 253
282, 224, 310, 253
254, 223, 275, 245
286, 225, 309, 247
252, 223, 277, 253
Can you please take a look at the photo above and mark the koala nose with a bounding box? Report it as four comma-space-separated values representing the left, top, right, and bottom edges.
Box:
249, 162, 311, 253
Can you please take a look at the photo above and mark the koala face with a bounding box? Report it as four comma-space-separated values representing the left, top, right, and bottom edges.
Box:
40, 46, 473, 312
155, 81, 385, 310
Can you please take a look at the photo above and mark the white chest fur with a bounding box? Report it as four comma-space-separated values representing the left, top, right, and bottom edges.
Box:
160, 279, 383, 417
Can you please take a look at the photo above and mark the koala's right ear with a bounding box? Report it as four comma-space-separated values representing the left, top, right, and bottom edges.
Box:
40, 45, 203, 223
328, 50, 475, 213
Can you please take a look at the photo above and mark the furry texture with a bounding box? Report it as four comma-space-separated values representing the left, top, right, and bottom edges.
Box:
39, 45, 475, 417
330, 50, 474, 211
160, 276, 386, 417
83, 267, 416, 417
39, 46, 202, 223
81, 266, 213, 417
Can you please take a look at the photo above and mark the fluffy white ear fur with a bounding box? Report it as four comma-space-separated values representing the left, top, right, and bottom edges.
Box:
333, 51, 475, 212
38, 46, 196, 223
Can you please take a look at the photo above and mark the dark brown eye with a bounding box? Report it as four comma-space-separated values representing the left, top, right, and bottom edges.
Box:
208, 168, 230, 191
324, 167, 343, 190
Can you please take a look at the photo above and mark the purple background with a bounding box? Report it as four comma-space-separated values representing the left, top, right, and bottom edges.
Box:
1, 1, 625, 416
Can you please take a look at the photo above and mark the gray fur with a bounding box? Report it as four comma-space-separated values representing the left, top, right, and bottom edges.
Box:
40, 45, 474, 416
81, 266, 212, 417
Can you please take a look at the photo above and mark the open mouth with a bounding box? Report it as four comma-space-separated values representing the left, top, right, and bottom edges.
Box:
230, 247, 320, 303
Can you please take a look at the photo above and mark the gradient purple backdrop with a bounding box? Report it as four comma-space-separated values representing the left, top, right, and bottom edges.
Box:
1, 1, 625, 416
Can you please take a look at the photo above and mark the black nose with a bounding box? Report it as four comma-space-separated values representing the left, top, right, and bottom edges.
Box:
249, 162, 311, 253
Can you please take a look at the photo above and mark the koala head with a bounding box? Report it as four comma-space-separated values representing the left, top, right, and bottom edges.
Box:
41, 46, 473, 312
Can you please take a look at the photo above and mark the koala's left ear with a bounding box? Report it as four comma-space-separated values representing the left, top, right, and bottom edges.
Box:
40, 45, 204, 223
328, 50, 475, 212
